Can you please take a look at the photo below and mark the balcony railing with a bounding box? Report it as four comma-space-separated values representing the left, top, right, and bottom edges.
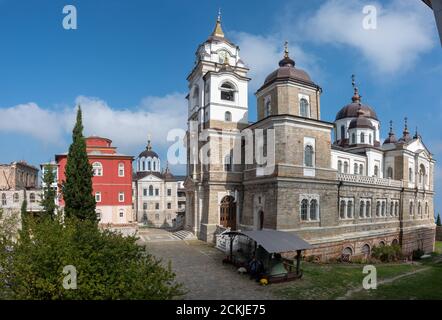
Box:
337, 173, 403, 188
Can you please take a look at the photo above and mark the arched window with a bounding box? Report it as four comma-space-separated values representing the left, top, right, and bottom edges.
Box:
92, 162, 103, 176
361, 244, 370, 257
354, 163, 358, 175
379, 241, 385, 247
409, 201, 414, 216
374, 165, 379, 177
344, 162, 349, 174
409, 168, 413, 182
141, 160, 145, 171
225, 111, 232, 122
220, 82, 235, 101
376, 201, 381, 217
1, 193, 6, 206
425, 203, 429, 216
419, 164, 426, 185
366, 201, 371, 217
153, 160, 156, 171
264, 98, 271, 117
29, 193, 35, 203
338, 161, 343, 173
118, 163, 125, 177
360, 201, 365, 218
147, 160, 151, 171
361, 133, 365, 143
300, 98, 309, 117
301, 199, 308, 221
418, 202, 422, 216
359, 164, 364, 175
304, 145, 314, 167
392, 239, 399, 246
340, 125, 345, 141
351, 133, 356, 144
149, 185, 154, 196
390, 201, 394, 216
387, 167, 393, 179
369, 134, 372, 144
310, 199, 318, 220
381, 201, 386, 216
340, 200, 346, 219
395, 202, 399, 216
347, 200, 353, 218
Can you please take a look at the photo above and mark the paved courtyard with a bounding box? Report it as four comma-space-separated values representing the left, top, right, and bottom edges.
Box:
137, 228, 281, 300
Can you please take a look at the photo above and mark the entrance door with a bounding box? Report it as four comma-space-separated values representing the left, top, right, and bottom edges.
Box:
220, 196, 236, 230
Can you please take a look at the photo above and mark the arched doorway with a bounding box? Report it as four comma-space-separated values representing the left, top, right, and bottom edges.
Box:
220, 196, 236, 230
258, 210, 264, 230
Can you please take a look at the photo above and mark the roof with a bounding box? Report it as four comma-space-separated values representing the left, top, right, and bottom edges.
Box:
336, 102, 378, 121
227, 230, 312, 253
348, 116, 375, 130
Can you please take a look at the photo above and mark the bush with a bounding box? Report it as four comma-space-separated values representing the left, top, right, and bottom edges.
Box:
412, 248, 425, 260
0, 216, 184, 299
371, 244, 403, 262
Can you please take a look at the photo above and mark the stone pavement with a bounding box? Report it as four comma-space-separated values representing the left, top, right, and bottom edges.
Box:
138, 228, 281, 300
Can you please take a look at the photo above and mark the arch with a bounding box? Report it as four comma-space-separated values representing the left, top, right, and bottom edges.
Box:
361, 244, 371, 257
92, 162, 103, 176
304, 145, 314, 167
220, 82, 235, 101
425, 202, 429, 216
342, 247, 353, 261
391, 239, 399, 246
224, 111, 232, 122
418, 202, 422, 216
310, 199, 318, 220
301, 199, 308, 221
419, 164, 426, 184
379, 241, 385, 247
300, 98, 309, 117
220, 195, 236, 230
147, 159, 152, 171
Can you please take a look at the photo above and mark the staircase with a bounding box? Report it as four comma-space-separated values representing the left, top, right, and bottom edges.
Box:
173, 230, 197, 240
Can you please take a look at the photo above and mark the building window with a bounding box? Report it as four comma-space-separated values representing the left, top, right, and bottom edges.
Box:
381, 201, 386, 216
119, 210, 124, 218
143, 188, 147, 196
340, 125, 345, 141
304, 145, 314, 167
92, 162, 103, 176
167, 202, 171, 209
310, 199, 318, 220
265, 99, 271, 117
369, 134, 372, 144
29, 193, 35, 203
360, 201, 365, 218
153, 161, 156, 171
390, 201, 394, 216
387, 167, 393, 179
167, 189, 172, 196
343, 162, 349, 174
366, 201, 371, 218
300, 98, 309, 117
354, 163, 358, 175
409, 168, 413, 182
338, 160, 343, 173
361, 133, 365, 144
340, 200, 346, 219
409, 201, 414, 216
224, 111, 232, 122
347, 200, 353, 218
149, 185, 153, 196
351, 133, 356, 144
359, 164, 364, 175
220, 82, 235, 101
300, 199, 308, 221
395, 202, 399, 216
224, 154, 232, 172
361, 244, 371, 257
155, 203, 160, 210
374, 165, 379, 177
419, 164, 426, 185
13, 193, 19, 203
95, 192, 101, 203
96, 210, 101, 221
155, 189, 159, 196
376, 201, 381, 217
142, 161, 145, 171
418, 202, 422, 216
119, 192, 125, 202
1, 193, 6, 206
148, 160, 151, 171
143, 202, 147, 210
118, 163, 125, 177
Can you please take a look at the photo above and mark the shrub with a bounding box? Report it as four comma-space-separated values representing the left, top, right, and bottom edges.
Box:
371, 244, 403, 262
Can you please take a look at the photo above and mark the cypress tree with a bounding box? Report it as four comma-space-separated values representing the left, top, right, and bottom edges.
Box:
40, 164, 57, 219
62, 106, 96, 221
437, 213, 441, 227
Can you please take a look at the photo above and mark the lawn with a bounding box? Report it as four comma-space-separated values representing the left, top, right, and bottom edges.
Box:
435, 241, 442, 254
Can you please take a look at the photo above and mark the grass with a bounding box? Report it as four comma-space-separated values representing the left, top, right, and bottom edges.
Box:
272, 262, 424, 300
435, 241, 442, 254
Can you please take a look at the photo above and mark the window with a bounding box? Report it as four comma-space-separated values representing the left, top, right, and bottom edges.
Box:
390, 202, 394, 216
167, 189, 172, 196
155, 203, 160, 210
360, 201, 365, 218
119, 192, 125, 202
425, 203, 429, 216
387, 167, 393, 179
352, 133, 356, 144
361, 133, 365, 143
265, 99, 271, 117
409, 202, 414, 215
155, 214, 160, 220
301, 199, 308, 221
13, 193, 19, 203
155, 189, 159, 196
369, 134, 372, 144
395, 202, 399, 216
96, 210, 101, 221
143, 188, 147, 196
300, 98, 309, 117
376, 201, 381, 217
343, 162, 349, 174
418, 202, 422, 216
347, 200, 353, 218
167, 203, 171, 209
141, 160, 145, 171
224, 111, 232, 122
359, 164, 364, 175
29, 193, 35, 203
340, 125, 345, 141
354, 163, 358, 175
148, 160, 151, 171
224, 154, 232, 172
338, 161, 343, 173
118, 163, 125, 177
366, 201, 371, 217
220, 82, 235, 101
381, 201, 386, 216
149, 185, 153, 196
304, 145, 314, 167
362, 244, 371, 257
153, 161, 156, 171
92, 162, 103, 176
310, 199, 318, 220
374, 165, 379, 177
409, 168, 413, 182
340, 200, 346, 219
143, 202, 147, 210
119, 210, 124, 218
419, 164, 426, 185
1, 193, 6, 206
95, 192, 101, 203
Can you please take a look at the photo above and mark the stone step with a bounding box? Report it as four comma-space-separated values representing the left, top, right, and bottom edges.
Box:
173, 230, 197, 240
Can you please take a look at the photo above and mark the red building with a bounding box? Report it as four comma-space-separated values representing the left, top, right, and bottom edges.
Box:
56, 136, 134, 226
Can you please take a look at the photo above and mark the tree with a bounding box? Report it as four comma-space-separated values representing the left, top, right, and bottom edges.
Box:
62, 106, 96, 222
0, 216, 183, 299
40, 165, 57, 219
437, 213, 441, 227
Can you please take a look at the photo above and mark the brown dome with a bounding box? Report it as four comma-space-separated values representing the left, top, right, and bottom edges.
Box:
348, 116, 375, 130
336, 103, 378, 121
264, 66, 315, 87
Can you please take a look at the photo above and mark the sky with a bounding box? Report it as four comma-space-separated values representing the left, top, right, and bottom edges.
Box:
0, 0, 441, 214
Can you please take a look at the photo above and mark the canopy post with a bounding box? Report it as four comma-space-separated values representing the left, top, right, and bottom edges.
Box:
230, 234, 235, 262
296, 250, 301, 276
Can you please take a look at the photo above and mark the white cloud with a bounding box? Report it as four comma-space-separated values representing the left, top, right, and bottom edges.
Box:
301, 0, 436, 74
0, 93, 187, 155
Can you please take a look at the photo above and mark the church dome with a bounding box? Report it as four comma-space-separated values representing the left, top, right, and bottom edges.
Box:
348, 116, 375, 130
138, 140, 158, 159
336, 103, 378, 121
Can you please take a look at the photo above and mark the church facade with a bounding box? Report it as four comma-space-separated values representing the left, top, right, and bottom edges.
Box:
184, 15, 436, 260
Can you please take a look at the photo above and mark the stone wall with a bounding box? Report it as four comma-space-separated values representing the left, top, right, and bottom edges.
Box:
437, 226, 442, 241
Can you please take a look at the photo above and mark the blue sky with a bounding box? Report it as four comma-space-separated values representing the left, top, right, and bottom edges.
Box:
0, 0, 441, 214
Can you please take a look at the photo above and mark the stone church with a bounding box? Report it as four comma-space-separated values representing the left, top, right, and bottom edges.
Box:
184, 15, 436, 260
